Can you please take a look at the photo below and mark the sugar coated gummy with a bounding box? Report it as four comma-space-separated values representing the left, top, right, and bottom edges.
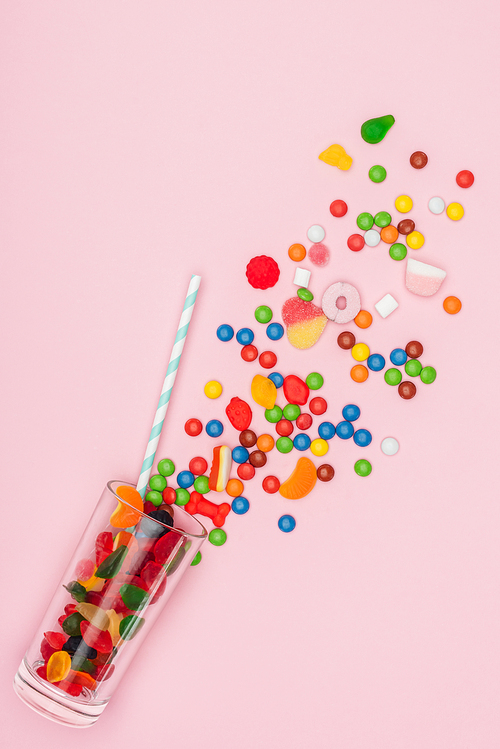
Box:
406, 258, 446, 297
360, 114, 395, 144
246, 255, 280, 289
278, 515, 296, 533
282, 297, 328, 349
308, 243, 330, 266
321, 282, 361, 324
217, 324, 234, 342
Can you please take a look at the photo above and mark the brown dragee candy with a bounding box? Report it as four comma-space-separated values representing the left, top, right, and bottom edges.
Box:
398, 381, 417, 400
409, 151, 428, 169
239, 430, 257, 448
397, 218, 415, 235
248, 450, 267, 468
405, 340, 424, 358
317, 464, 335, 482
337, 331, 356, 350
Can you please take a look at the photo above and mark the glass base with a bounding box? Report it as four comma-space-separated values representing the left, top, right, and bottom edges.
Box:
13, 658, 108, 728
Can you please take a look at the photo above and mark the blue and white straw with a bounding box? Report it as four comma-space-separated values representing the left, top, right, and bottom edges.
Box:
137, 274, 201, 498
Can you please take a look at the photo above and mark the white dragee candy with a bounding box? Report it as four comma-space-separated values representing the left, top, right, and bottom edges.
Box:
364, 229, 381, 247
374, 293, 398, 318
293, 267, 311, 288
381, 437, 399, 456
428, 196, 445, 215
307, 224, 325, 243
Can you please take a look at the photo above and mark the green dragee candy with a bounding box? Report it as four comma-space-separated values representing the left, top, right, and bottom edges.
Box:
374, 211, 391, 228
95, 544, 128, 579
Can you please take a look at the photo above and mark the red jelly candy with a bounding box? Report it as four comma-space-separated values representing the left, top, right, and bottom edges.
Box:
276, 419, 294, 437
36, 664, 48, 681
237, 462, 255, 481
81, 621, 113, 654
155, 531, 183, 565
309, 397, 327, 415
141, 561, 167, 603
40, 638, 57, 663
58, 680, 83, 697
64, 603, 77, 616
283, 375, 309, 406
246, 255, 280, 290
85, 591, 104, 607
185, 418, 203, 436
57, 615, 67, 629
347, 234, 365, 252
143, 500, 156, 515
296, 413, 313, 430
259, 351, 277, 369
241, 344, 258, 362
95, 532, 114, 566
127, 550, 155, 576
226, 396, 252, 431
44, 631, 67, 650
162, 486, 177, 505
75, 558, 95, 582
95, 663, 115, 682
189, 456, 208, 475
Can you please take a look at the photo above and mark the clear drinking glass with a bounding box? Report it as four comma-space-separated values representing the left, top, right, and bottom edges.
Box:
13, 480, 207, 728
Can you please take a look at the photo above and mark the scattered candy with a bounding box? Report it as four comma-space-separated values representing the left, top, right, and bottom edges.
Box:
236, 328, 254, 345
268, 372, 284, 388
204, 380, 222, 399
251, 374, 277, 410
288, 244, 306, 262
293, 267, 312, 288
374, 293, 398, 318
368, 165, 387, 183
208, 529, 227, 546
309, 397, 327, 415
406, 258, 446, 296
209, 445, 232, 491
354, 459, 372, 477
306, 372, 324, 390
389, 243, 407, 261
241, 344, 258, 362
217, 324, 234, 342
351, 365, 368, 382
443, 296, 462, 314
318, 421, 335, 440
420, 366, 437, 384
279, 457, 317, 499
231, 497, 250, 514
354, 310, 372, 329
175, 488, 190, 506
265, 405, 283, 423
158, 458, 175, 477
347, 234, 365, 252
390, 348, 407, 366
259, 351, 277, 370
336, 421, 354, 440
405, 340, 423, 358
283, 374, 309, 405
293, 433, 311, 451
337, 331, 356, 349
342, 404, 360, 421
282, 296, 328, 349
237, 463, 255, 481
283, 404, 301, 421
367, 353, 385, 371
322, 282, 361, 323
185, 418, 203, 436
193, 475, 210, 493
226, 478, 244, 497
364, 229, 381, 247
239, 430, 257, 447
385, 368, 402, 386
410, 151, 428, 169
397, 219, 415, 235
374, 211, 392, 228
330, 199, 348, 217
406, 230, 425, 249
249, 449, 267, 468
255, 305, 273, 324
296, 413, 313, 430
456, 170, 474, 188
297, 288, 314, 302
246, 255, 280, 289
381, 437, 399, 455
307, 225, 326, 243
191, 551, 202, 565
380, 225, 399, 244
446, 202, 464, 221
317, 464, 335, 481
276, 419, 294, 437
357, 212, 374, 231
428, 196, 445, 215
308, 243, 330, 266
395, 195, 413, 213
189, 456, 208, 475
310, 438, 329, 456
205, 419, 224, 438
266, 322, 285, 341
360, 114, 395, 144
278, 515, 296, 533
351, 343, 370, 362
398, 381, 417, 399
177, 470, 195, 488
276, 436, 293, 453
353, 429, 372, 446
262, 476, 280, 493
318, 143, 353, 170
149, 474, 167, 492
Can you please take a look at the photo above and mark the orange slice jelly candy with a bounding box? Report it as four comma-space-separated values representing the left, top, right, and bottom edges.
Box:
279, 457, 317, 500
109, 485, 144, 529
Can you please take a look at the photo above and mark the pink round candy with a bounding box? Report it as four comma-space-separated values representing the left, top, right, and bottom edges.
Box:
321, 282, 361, 323
308, 243, 330, 267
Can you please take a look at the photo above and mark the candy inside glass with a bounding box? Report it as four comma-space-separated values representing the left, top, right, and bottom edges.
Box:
13, 480, 207, 728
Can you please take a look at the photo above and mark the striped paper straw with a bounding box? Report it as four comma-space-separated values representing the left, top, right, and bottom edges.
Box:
136, 274, 201, 498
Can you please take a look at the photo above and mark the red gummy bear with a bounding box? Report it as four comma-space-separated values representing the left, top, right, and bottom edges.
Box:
226, 396, 252, 431
246, 255, 280, 290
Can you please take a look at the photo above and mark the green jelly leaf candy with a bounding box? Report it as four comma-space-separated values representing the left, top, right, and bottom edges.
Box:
165, 547, 186, 576
62, 612, 85, 637
71, 655, 96, 674
361, 115, 395, 144
119, 614, 146, 641
63, 581, 87, 603
95, 544, 128, 579
120, 583, 149, 611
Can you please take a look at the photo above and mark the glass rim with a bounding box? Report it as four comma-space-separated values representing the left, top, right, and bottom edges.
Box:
106, 480, 208, 540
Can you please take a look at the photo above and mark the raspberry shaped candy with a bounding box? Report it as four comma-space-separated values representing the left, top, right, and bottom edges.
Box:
246, 255, 280, 290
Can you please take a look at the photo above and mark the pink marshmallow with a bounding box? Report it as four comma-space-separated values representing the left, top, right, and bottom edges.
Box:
321, 282, 361, 323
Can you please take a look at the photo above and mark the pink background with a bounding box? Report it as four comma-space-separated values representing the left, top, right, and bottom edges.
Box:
2, 1, 500, 747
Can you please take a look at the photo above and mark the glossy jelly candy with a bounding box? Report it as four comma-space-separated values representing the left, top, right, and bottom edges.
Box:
75, 603, 110, 631
251, 374, 277, 410
62, 612, 85, 637
318, 143, 353, 170
185, 490, 231, 527
63, 581, 87, 603
208, 445, 232, 491
113, 530, 139, 557
281, 296, 327, 349
321, 282, 361, 323
406, 258, 446, 296
279, 457, 317, 499
95, 531, 114, 566
283, 374, 309, 405
81, 621, 113, 653
47, 651, 72, 683
246, 255, 280, 289
154, 530, 183, 565
360, 115, 395, 144
225, 396, 252, 431
119, 615, 145, 641
120, 584, 149, 611
95, 545, 129, 579
75, 559, 95, 583
110, 485, 144, 529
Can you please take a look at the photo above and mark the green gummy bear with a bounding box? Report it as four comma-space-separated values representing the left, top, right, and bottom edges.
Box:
95, 544, 128, 579
361, 115, 395, 144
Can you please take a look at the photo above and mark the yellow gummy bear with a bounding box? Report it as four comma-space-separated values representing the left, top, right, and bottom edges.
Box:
251, 375, 277, 410
318, 143, 353, 171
